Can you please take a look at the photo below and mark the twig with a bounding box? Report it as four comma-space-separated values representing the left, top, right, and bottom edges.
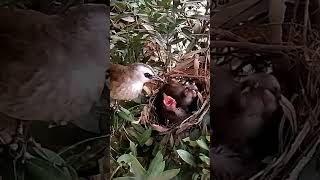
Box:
211, 28, 248, 42
288, 0, 300, 41
58, 134, 109, 155
211, 41, 303, 52
266, 122, 311, 179
286, 135, 320, 180
168, 74, 207, 78
303, 0, 310, 45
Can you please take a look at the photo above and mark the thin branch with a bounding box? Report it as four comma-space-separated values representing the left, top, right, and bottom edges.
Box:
211, 41, 303, 52
303, 0, 310, 45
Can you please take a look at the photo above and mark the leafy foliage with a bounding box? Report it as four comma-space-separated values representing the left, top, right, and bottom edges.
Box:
110, 0, 209, 179
110, 0, 209, 66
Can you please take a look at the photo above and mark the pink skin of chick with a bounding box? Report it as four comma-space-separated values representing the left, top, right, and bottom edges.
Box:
163, 93, 188, 119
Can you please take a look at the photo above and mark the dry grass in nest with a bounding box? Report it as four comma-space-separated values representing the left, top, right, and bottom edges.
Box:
140, 48, 210, 136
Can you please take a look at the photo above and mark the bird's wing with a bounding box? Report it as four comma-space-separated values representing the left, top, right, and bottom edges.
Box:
109, 64, 132, 99
109, 64, 129, 83
0, 5, 107, 122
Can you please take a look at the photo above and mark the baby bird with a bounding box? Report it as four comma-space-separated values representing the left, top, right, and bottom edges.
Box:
109, 63, 162, 102
239, 73, 281, 120
161, 80, 199, 111
212, 68, 281, 157
161, 93, 189, 124
240, 73, 281, 100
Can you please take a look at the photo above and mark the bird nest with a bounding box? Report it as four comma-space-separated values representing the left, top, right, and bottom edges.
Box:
139, 49, 210, 136
246, 36, 320, 179
211, 15, 320, 180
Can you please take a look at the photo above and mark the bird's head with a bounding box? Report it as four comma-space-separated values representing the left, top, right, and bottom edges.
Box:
163, 93, 177, 111
184, 82, 199, 98
130, 63, 163, 84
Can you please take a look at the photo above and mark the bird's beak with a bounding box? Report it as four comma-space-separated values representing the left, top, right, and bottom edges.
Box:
152, 75, 164, 82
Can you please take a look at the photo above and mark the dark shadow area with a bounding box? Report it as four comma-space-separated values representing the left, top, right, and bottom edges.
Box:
211, 0, 320, 179
0, 1, 110, 179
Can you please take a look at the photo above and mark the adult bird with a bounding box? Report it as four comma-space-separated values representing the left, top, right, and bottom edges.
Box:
0, 4, 108, 142
108, 63, 163, 103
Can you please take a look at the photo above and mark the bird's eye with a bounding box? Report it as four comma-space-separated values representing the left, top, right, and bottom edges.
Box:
144, 73, 153, 79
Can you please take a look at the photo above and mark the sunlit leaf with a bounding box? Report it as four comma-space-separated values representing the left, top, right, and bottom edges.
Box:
182, 137, 198, 147
121, 16, 135, 22
196, 139, 209, 151
113, 177, 137, 180
192, 173, 200, 180
206, 136, 210, 142
117, 154, 148, 178
199, 153, 210, 165
176, 149, 196, 166
130, 141, 138, 157
147, 169, 180, 180
117, 154, 132, 164
148, 151, 165, 176
142, 23, 154, 31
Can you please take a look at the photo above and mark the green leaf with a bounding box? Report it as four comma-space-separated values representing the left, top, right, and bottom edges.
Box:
138, 128, 152, 146
169, 38, 184, 45
182, 137, 198, 147
30, 145, 73, 178
199, 154, 210, 165
117, 154, 148, 178
25, 157, 71, 180
142, 23, 154, 31
117, 107, 135, 122
192, 173, 200, 180
126, 128, 141, 143
196, 139, 209, 151
201, 169, 210, 180
117, 154, 133, 164
206, 136, 210, 142
129, 155, 148, 178
113, 177, 137, 180
147, 151, 165, 176
130, 140, 138, 157
121, 16, 136, 22
169, 134, 174, 147
176, 149, 196, 166
132, 123, 146, 134
147, 169, 180, 180
66, 166, 78, 180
